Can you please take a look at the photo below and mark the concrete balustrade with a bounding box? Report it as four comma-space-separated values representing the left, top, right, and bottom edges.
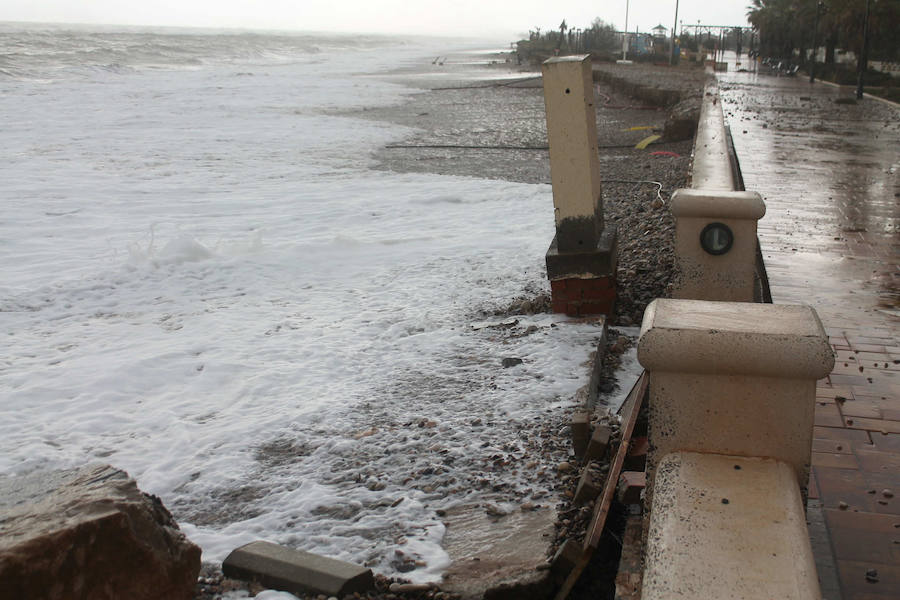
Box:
638, 298, 834, 498
643, 452, 821, 600
637, 298, 834, 598
671, 189, 766, 302
541, 55, 617, 316
690, 83, 735, 191
669, 82, 767, 302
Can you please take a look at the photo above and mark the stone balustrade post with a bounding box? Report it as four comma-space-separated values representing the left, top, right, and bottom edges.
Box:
637, 298, 835, 501
670, 189, 766, 302
541, 55, 617, 317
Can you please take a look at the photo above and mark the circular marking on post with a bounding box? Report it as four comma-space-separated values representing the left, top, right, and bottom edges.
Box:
699, 222, 734, 256
565, 88, 571, 94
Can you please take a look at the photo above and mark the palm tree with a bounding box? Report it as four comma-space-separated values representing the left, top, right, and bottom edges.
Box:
748, 0, 899, 63
558, 20, 568, 51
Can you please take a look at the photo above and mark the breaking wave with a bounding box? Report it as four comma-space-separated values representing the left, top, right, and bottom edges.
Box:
0, 22, 408, 80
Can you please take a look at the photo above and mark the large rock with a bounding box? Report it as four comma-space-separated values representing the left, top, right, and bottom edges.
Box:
0, 464, 201, 600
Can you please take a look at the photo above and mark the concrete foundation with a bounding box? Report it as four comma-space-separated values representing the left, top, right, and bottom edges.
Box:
549, 274, 617, 317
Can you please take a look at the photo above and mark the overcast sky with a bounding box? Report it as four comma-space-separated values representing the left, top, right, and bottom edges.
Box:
3, 1, 751, 39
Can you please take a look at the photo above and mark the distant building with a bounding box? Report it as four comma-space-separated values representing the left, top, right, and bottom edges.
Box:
617, 30, 657, 55
652, 25, 668, 40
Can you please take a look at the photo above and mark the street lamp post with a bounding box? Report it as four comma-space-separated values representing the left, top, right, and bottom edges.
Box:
670, 0, 680, 66
622, 0, 631, 61
856, 0, 872, 99
718, 29, 725, 64
809, 1, 824, 83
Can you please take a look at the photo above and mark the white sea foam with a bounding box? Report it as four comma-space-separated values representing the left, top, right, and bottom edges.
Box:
0, 25, 613, 589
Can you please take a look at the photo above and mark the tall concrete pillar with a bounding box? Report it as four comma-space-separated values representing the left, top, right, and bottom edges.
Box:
542, 55, 617, 317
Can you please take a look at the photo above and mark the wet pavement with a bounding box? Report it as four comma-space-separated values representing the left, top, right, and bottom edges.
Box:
719, 67, 899, 599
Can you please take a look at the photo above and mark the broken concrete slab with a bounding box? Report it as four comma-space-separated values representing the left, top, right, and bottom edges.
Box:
222, 541, 374, 598
0, 464, 200, 600
440, 504, 555, 600
663, 95, 702, 142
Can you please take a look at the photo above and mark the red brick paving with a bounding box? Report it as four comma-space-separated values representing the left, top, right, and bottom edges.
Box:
720, 72, 899, 600
811, 324, 899, 599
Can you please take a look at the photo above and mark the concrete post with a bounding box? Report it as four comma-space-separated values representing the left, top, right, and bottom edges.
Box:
670, 189, 765, 302
541, 55, 617, 316
637, 298, 834, 501
542, 55, 604, 251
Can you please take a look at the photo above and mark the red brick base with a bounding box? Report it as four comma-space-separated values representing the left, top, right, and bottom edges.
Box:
549, 276, 616, 317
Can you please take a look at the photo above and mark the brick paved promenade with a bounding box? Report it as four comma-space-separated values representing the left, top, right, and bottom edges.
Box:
719, 68, 899, 600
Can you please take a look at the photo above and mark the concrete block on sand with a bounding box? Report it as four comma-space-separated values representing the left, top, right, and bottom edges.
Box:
623, 436, 648, 471
222, 541, 374, 597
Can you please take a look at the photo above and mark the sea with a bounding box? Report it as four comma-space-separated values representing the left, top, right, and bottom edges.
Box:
0, 22, 614, 586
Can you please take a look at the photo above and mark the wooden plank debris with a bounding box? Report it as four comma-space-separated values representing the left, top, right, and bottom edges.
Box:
553, 370, 648, 600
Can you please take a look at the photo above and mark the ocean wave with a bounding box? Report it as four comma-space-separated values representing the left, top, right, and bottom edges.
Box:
0, 24, 409, 81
